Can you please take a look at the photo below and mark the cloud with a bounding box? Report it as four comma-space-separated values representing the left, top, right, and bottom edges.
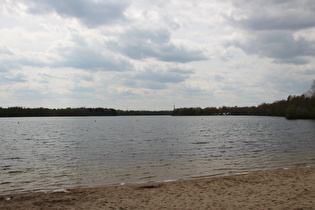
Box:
0, 27, 132, 72
226, 31, 315, 65
134, 69, 190, 84
0, 45, 14, 73
24, 0, 129, 27
122, 67, 193, 90
52, 45, 131, 71
70, 86, 94, 93
169, 68, 193, 75
228, 0, 315, 31
214, 74, 225, 82
0, 47, 30, 73
0, 45, 55, 73
108, 27, 207, 63
0, 72, 27, 83
225, 0, 315, 65
47, 28, 133, 71
1, 0, 314, 109
0, 45, 14, 55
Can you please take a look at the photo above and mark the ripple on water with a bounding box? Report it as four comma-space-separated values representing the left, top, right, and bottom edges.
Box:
1, 116, 315, 194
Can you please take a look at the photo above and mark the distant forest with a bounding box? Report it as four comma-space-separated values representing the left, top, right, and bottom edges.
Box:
1, 81, 314, 119
173, 80, 315, 119
172, 94, 315, 119
0, 107, 172, 117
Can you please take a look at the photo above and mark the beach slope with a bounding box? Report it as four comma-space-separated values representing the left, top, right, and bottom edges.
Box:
1, 167, 314, 209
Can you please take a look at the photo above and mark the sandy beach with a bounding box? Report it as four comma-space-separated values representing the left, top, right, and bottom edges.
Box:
1, 167, 314, 209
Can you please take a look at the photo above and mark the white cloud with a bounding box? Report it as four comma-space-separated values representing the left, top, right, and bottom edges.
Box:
107, 27, 207, 63
49, 32, 132, 71
24, 0, 129, 27
0, 0, 314, 109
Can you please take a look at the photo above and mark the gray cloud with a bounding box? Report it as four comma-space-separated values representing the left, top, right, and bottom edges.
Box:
24, 0, 129, 27
236, 13, 315, 31
0, 45, 16, 72
123, 67, 193, 90
0, 29, 131, 72
226, 31, 315, 65
140, 81, 167, 90
0, 43, 55, 72
49, 31, 132, 71
169, 68, 194, 75
0, 72, 27, 83
53, 45, 131, 71
225, 0, 315, 65
135, 71, 186, 84
0, 45, 14, 55
214, 74, 225, 82
0, 64, 11, 73
262, 74, 311, 95
70, 86, 94, 93
108, 27, 207, 63
228, 0, 315, 31
123, 79, 167, 90
2, 0, 314, 109
134, 68, 191, 84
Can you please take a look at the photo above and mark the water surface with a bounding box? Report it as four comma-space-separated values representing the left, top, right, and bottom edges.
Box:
1, 116, 315, 194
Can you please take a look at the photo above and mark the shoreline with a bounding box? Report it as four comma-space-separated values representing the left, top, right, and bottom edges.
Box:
1, 166, 314, 209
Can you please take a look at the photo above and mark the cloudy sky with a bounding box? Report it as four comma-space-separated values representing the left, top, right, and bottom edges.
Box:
1, 0, 315, 110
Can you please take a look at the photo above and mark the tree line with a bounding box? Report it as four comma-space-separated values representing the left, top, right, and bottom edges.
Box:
0, 107, 172, 117
1, 81, 314, 119
172, 94, 315, 119
0, 98, 313, 119
172, 80, 315, 119
117, 110, 172, 115
0, 107, 118, 117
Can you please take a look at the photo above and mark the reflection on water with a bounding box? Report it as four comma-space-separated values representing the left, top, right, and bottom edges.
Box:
1, 116, 315, 194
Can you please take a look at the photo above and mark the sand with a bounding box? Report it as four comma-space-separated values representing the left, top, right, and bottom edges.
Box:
1, 167, 315, 209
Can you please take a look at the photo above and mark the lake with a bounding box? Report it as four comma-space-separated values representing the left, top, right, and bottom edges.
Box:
1, 116, 315, 194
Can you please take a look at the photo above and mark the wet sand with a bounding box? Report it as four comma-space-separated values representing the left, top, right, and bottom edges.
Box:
1, 167, 315, 209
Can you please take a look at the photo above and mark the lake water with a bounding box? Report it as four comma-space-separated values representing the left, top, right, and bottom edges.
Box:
1, 116, 315, 195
